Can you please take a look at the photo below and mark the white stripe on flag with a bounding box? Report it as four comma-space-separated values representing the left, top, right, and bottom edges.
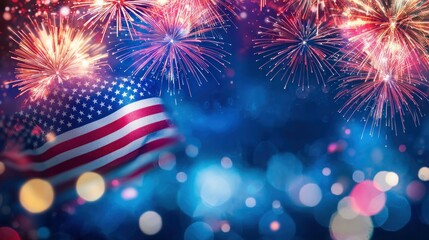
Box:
7, 112, 169, 171
23, 97, 163, 156
48, 127, 179, 185
103, 145, 174, 183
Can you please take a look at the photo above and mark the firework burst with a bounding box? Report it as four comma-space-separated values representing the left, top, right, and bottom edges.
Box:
340, 0, 429, 76
254, 14, 343, 90
9, 17, 108, 100
114, 4, 229, 95
335, 52, 429, 136
73, 0, 157, 39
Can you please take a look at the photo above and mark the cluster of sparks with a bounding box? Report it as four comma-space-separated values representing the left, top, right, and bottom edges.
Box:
72, 0, 158, 39
5, 0, 429, 134
336, 53, 428, 136
254, 14, 343, 89
256, 0, 429, 134
337, 0, 429, 135
9, 0, 232, 98
259, 0, 345, 24
9, 17, 107, 101
340, 0, 429, 77
114, 1, 229, 95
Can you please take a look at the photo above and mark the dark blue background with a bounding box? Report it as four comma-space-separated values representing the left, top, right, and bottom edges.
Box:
2, 1, 429, 239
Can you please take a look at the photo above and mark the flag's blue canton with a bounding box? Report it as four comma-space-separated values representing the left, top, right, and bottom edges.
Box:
10, 77, 157, 150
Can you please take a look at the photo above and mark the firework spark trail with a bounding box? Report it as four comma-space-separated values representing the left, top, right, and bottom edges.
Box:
114, 3, 230, 95
259, 0, 285, 11
335, 51, 429, 136
260, 0, 345, 26
260, 0, 267, 10
9, 17, 108, 101
195, 0, 240, 24
163, 0, 240, 28
340, 0, 429, 77
254, 14, 343, 90
73, 0, 157, 40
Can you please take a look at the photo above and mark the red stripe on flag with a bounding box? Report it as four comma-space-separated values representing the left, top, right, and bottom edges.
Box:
97, 137, 180, 175
54, 136, 180, 193
29, 104, 165, 163
27, 120, 172, 177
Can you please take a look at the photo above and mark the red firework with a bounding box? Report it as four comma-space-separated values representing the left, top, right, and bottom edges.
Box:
340, 0, 429, 77
73, 0, 158, 39
161, 0, 241, 27
335, 51, 429, 136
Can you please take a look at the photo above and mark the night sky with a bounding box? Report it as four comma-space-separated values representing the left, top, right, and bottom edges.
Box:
2, 1, 429, 239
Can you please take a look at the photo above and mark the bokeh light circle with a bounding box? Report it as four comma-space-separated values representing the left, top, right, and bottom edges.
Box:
37, 227, 50, 239
221, 157, 233, 168
418, 167, 429, 181
176, 172, 187, 183
331, 182, 344, 196
380, 194, 411, 231
259, 211, 296, 239
352, 170, 365, 183
158, 152, 176, 170
76, 172, 105, 202
372, 206, 389, 227
184, 222, 214, 240
287, 176, 313, 206
0, 227, 20, 240
221, 223, 230, 233
121, 187, 138, 200
373, 171, 390, 191
337, 197, 359, 220
406, 181, 426, 202
245, 197, 256, 208
350, 180, 386, 216
19, 179, 54, 213
200, 175, 232, 207
185, 145, 199, 158
385, 172, 399, 187
322, 167, 331, 176
299, 183, 322, 207
270, 221, 280, 231
2, 12, 12, 21
374, 171, 399, 192
139, 211, 162, 235
330, 212, 373, 240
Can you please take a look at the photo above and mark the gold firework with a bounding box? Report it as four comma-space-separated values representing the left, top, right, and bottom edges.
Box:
341, 0, 429, 75
9, 17, 108, 100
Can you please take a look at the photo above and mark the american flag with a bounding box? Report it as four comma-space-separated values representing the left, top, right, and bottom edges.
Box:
0, 77, 181, 192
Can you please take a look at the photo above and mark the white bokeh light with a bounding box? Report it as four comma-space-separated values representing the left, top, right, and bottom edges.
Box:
139, 211, 162, 235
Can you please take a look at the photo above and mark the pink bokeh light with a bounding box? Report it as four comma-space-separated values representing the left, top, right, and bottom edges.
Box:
350, 180, 386, 216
